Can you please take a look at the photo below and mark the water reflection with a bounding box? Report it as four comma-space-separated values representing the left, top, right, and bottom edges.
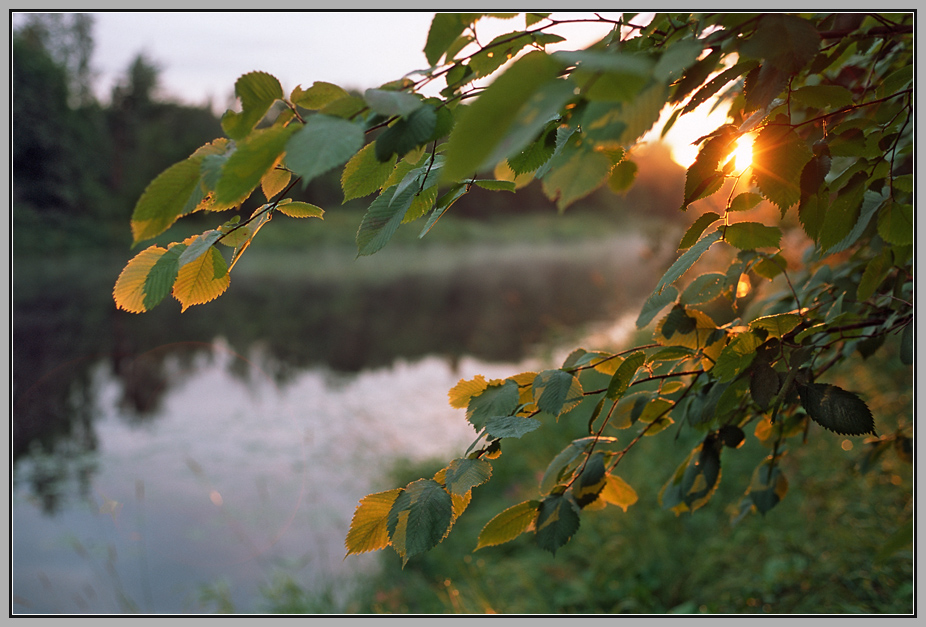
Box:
12, 235, 661, 612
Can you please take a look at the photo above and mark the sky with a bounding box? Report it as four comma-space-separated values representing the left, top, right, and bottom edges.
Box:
14, 10, 731, 166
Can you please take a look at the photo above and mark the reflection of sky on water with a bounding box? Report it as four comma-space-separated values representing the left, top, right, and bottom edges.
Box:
13, 342, 544, 614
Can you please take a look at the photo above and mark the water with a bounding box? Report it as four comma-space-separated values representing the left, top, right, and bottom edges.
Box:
12, 235, 659, 613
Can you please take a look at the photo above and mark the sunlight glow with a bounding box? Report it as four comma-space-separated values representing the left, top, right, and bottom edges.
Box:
732, 134, 755, 172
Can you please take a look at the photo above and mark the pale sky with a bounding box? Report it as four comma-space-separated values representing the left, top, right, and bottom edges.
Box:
14, 10, 728, 166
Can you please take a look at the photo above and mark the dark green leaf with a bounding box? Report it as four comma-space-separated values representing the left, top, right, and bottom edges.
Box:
442, 458, 492, 496
467, 380, 520, 431
535, 494, 581, 555
606, 351, 645, 401
533, 369, 583, 416
363, 88, 423, 117
356, 183, 418, 257
573, 453, 607, 507
654, 230, 723, 296
659, 438, 722, 513
739, 14, 820, 73
900, 323, 913, 365
375, 105, 438, 161
680, 273, 726, 305
797, 382, 876, 436
142, 244, 186, 311
485, 415, 542, 440
387, 479, 453, 561
678, 212, 721, 250
712, 331, 762, 382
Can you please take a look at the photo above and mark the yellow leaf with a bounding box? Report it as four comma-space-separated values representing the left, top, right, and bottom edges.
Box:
172, 245, 230, 312
261, 166, 291, 200
276, 200, 324, 219
599, 474, 638, 512
448, 375, 489, 409
510, 371, 538, 405
476, 500, 540, 551
345, 488, 401, 556
113, 245, 170, 313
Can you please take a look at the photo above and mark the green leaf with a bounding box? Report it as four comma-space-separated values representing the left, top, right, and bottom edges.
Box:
877, 202, 913, 246
470, 32, 533, 78
654, 39, 703, 82
723, 222, 782, 250
424, 13, 479, 66
738, 14, 820, 73
636, 285, 678, 328
553, 50, 655, 75
178, 229, 222, 268
214, 125, 297, 208
573, 453, 608, 507
533, 370, 583, 416
791, 84, 854, 110
678, 212, 721, 250
683, 128, 736, 208
476, 500, 540, 550
752, 118, 813, 212
729, 192, 763, 213
750, 360, 780, 411
130, 155, 205, 244
341, 143, 397, 202
375, 105, 437, 161
712, 331, 762, 382
363, 88, 423, 117
442, 458, 492, 496
467, 380, 520, 431
483, 78, 575, 168
285, 115, 364, 185
680, 273, 726, 305
535, 494, 581, 555
540, 136, 613, 211
291, 82, 349, 110
819, 171, 866, 252
749, 313, 801, 339
746, 458, 788, 514
508, 125, 557, 175
356, 183, 418, 257
443, 51, 563, 182
420, 183, 467, 237
221, 71, 284, 140
608, 158, 637, 193
659, 438, 722, 514
653, 230, 723, 296
605, 351, 645, 401
473, 179, 516, 192
797, 382, 876, 436
485, 415, 542, 440
141, 244, 186, 312
387, 479, 453, 562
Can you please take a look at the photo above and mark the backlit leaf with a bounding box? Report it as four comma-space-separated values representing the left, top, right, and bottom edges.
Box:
286, 115, 364, 185
636, 285, 678, 328
606, 351, 645, 401
341, 142, 397, 202
424, 13, 479, 65
443, 51, 563, 182
659, 438, 722, 514
723, 222, 782, 250
114, 244, 175, 313
749, 312, 801, 339
215, 124, 297, 208
345, 488, 402, 556
678, 212, 721, 250
448, 375, 489, 409
476, 500, 540, 550
541, 137, 613, 210
276, 200, 324, 219
598, 474, 638, 512
654, 230, 722, 296
261, 167, 291, 200
130, 155, 205, 244
729, 192, 764, 213
172, 245, 230, 312
752, 118, 812, 212
221, 71, 284, 140
291, 81, 349, 110
608, 158, 638, 193
712, 331, 762, 382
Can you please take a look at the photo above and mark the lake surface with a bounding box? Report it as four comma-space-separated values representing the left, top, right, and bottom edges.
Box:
12, 234, 662, 613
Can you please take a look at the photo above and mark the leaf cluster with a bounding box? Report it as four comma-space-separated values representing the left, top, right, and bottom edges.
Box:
112, 13, 913, 562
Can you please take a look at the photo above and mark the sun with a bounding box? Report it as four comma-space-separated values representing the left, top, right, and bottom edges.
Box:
731, 134, 755, 172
